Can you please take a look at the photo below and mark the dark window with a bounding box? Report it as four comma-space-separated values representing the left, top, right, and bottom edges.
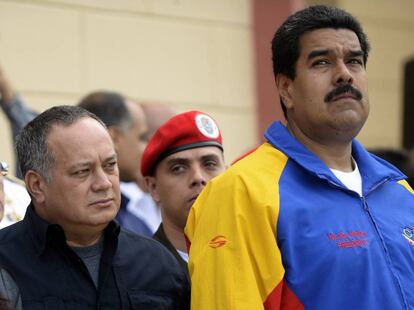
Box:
403, 58, 414, 150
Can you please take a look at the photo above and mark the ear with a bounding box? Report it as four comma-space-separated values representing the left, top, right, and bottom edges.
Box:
144, 176, 160, 203
136, 175, 148, 193
25, 170, 46, 204
275, 74, 294, 111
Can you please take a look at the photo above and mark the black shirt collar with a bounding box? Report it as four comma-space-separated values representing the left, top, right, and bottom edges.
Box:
23, 203, 120, 256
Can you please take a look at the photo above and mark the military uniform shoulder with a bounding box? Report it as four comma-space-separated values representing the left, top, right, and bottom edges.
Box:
1, 177, 30, 229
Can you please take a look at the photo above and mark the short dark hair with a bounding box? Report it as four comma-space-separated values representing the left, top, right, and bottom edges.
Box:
272, 5, 370, 115
78, 90, 132, 132
16, 105, 105, 181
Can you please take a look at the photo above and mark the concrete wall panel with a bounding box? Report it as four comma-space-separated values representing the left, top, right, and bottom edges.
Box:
0, 2, 81, 93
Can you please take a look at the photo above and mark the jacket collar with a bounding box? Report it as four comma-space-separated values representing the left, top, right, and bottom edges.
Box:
264, 121, 405, 195
153, 223, 189, 277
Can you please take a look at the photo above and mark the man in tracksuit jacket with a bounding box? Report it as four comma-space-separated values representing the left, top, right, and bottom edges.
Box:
185, 5, 414, 310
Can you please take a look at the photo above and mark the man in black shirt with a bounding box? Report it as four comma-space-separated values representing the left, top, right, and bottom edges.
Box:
0, 105, 189, 309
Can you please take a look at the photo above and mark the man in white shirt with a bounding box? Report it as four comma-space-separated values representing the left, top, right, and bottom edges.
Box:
0, 163, 30, 229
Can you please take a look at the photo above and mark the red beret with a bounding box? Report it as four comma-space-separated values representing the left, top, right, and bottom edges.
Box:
141, 110, 223, 176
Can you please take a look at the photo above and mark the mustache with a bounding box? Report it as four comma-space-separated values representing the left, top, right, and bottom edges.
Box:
324, 84, 363, 103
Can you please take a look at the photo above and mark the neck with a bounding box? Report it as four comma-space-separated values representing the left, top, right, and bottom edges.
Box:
162, 220, 186, 252
287, 122, 354, 172
65, 228, 104, 247
34, 205, 106, 247
64, 224, 106, 248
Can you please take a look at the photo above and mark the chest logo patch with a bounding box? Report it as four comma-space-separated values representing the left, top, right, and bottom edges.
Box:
209, 235, 227, 248
402, 227, 414, 247
327, 231, 368, 248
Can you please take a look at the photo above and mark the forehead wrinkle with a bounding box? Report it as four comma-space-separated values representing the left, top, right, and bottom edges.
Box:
70, 161, 91, 169
200, 153, 221, 160
301, 29, 362, 56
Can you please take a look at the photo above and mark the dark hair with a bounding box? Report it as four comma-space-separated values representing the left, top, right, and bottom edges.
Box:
16, 105, 106, 181
272, 5, 370, 115
78, 90, 132, 132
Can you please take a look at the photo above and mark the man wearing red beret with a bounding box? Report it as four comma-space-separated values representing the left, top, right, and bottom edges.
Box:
141, 111, 226, 275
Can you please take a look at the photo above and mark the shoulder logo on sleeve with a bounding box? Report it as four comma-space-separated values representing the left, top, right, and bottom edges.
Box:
195, 114, 219, 139
402, 226, 414, 247
208, 235, 227, 248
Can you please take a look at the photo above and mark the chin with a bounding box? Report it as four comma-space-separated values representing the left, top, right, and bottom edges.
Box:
331, 122, 365, 143
87, 219, 113, 228
334, 112, 366, 130
89, 210, 118, 226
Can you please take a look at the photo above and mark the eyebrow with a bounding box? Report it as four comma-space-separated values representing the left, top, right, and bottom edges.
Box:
307, 49, 364, 60
70, 154, 117, 170
166, 153, 222, 165
200, 154, 222, 161
307, 49, 330, 60
347, 50, 364, 58
166, 157, 190, 166
104, 154, 117, 162
70, 162, 90, 171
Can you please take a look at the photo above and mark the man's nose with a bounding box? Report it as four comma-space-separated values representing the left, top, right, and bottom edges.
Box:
91, 169, 112, 192
334, 62, 353, 85
190, 167, 207, 187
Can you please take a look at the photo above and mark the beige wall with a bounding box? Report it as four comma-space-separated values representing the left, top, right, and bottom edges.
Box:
2, 0, 408, 176
309, 0, 414, 149
0, 0, 256, 174
340, 0, 414, 149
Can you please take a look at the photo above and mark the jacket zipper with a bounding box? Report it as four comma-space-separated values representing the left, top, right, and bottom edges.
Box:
327, 178, 409, 309
360, 195, 408, 310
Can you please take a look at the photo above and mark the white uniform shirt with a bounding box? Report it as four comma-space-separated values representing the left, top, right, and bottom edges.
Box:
120, 182, 161, 234
1, 178, 30, 229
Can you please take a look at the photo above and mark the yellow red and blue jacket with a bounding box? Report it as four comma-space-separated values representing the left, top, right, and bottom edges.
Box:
185, 121, 414, 310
